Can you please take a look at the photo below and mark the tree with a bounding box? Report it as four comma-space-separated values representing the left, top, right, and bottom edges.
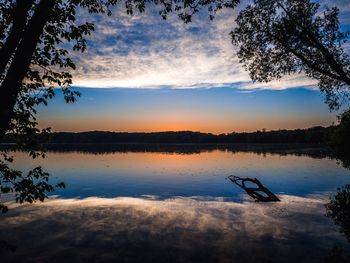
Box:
329, 109, 350, 167
231, 0, 350, 110
0, 0, 239, 212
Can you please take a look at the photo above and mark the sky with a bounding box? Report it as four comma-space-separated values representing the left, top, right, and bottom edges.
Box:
37, 0, 350, 133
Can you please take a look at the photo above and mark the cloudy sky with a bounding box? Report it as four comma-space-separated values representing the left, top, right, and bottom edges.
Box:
37, 0, 350, 133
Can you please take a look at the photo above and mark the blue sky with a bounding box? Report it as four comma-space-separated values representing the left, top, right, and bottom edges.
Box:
37, 0, 350, 133
38, 87, 336, 133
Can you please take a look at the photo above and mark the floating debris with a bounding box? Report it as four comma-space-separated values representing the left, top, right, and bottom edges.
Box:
228, 175, 280, 202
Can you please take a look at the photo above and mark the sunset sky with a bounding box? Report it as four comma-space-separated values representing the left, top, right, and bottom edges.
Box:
37, 0, 350, 134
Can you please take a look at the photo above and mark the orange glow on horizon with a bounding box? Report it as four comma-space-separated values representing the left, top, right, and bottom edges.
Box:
36, 87, 337, 134
42, 116, 334, 134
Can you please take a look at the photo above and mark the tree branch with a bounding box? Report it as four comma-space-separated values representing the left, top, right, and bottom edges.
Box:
0, 0, 56, 140
275, 0, 350, 85
0, 0, 34, 82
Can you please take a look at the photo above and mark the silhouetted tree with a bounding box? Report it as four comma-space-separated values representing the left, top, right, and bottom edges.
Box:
329, 110, 350, 168
231, 0, 350, 110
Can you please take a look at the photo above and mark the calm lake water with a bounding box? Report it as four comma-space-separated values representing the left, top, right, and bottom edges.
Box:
10, 145, 350, 199
1, 144, 350, 262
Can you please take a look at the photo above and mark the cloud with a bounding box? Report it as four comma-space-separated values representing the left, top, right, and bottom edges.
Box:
71, 7, 245, 89
237, 74, 318, 91
67, 1, 350, 90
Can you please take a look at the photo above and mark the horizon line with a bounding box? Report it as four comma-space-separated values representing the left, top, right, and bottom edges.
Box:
48, 125, 330, 135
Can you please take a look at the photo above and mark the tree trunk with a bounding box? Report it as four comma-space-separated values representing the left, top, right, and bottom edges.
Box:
0, 0, 34, 78
0, 0, 56, 141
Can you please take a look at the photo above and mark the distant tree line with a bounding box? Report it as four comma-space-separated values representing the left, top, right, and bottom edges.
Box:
2, 126, 332, 145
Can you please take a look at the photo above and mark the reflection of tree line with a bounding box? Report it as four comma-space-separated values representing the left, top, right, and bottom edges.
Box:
1, 142, 332, 157
324, 185, 350, 262
326, 185, 350, 243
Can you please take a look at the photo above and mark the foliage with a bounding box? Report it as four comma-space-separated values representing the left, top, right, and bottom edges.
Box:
231, 0, 350, 110
329, 110, 350, 168
0, 159, 65, 213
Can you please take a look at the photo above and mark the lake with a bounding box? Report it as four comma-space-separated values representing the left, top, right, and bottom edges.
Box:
1, 144, 350, 262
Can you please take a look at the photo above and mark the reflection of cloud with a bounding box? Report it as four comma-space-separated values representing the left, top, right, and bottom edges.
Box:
1, 195, 349, 262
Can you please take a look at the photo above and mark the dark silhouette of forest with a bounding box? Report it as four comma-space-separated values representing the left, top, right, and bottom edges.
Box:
2, 126, 330, 144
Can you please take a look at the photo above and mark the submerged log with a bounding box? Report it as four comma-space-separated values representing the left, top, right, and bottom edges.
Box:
228, 175, 280, 202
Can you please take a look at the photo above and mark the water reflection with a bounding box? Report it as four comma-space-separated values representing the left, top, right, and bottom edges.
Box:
10, 147, 350, 199
1, 146, 350, 262
323, 185, 350, 263
1, 142, 331, 157
1, 195, 349, 262
36, 143, 334, 157
326, 185, 350, 242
